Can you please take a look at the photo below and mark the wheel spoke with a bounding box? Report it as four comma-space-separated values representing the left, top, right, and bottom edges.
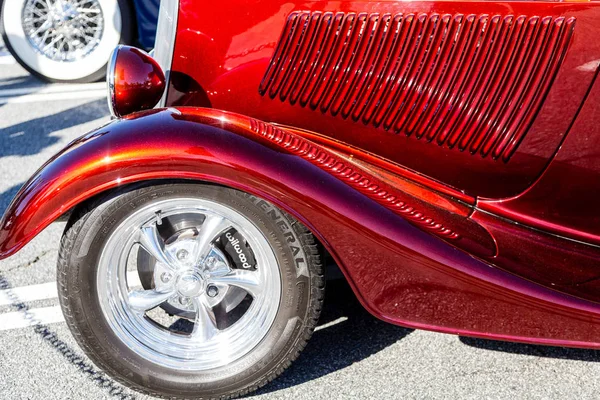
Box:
137, 224, 177, 271
128, 288, 175, 312
211, 270, 262, 298
190, 214, 231, 265
77, 7, 101, 13
30, 19, 52, 37
37, 29, 51, 47
191, 297, 218, 341
43, 33, 64, 51
23, 0, 103, 62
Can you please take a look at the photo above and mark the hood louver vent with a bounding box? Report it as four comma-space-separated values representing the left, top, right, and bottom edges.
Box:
260, 11, 575, 162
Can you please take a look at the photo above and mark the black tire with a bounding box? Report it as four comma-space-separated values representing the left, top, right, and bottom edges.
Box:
0, 0, 134, 83
57, 182, 324, 399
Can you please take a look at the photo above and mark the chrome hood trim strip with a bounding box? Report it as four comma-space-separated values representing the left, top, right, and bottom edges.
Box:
154, 0, 179, 108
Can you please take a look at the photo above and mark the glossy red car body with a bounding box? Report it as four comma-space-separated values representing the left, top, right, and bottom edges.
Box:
3, 0, 600, 349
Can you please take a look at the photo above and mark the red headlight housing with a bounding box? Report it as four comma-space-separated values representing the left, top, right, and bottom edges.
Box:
107, 45, 166, 118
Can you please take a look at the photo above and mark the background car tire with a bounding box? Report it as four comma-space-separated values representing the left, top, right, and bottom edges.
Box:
57, 182, 325, 399
0, 0, 133, 83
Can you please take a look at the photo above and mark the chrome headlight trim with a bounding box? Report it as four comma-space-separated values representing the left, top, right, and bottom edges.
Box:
153, 0, 180, 108
106, 45, 123, 118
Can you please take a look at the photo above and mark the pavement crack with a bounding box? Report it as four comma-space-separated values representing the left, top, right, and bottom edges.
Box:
1, 249, 53, 272
0, 273, 136, 400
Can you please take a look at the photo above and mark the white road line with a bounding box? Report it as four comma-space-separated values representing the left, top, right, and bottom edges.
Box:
0, 51, 14, 64
0, 305, 64, 331
0, 272, 142, 331
0, 89, 106, 104
315, 316, 348, 331
0, 82, 107, 104
0, 82, 106, 97
0, 282, 57, 306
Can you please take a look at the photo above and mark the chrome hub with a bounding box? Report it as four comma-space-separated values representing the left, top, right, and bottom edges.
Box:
176, 273, 204, 297
152, 238, 233, 314
21, 0, 104, 62
97, 199, 281, 370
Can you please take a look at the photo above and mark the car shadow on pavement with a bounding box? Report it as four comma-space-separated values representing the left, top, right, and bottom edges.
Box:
460, 336, 600, 362
0, 75, 46, 110
256, 279, 414, 395
0, 98, 108, 158
0, 182, 23, 215
0, 273, 136, 400
0, 75, 41, 91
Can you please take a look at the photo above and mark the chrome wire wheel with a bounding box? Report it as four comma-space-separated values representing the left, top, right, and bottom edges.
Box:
1, 0, 128, 82
97, 198, 282, 370
21, 0, 104, 62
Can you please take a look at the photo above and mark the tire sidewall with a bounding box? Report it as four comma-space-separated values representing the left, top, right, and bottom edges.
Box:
60, 184, 315, 397
0, 0, 131, 83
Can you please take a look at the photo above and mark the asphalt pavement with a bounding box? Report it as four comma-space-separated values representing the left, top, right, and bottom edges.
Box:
2, 52, 600, 400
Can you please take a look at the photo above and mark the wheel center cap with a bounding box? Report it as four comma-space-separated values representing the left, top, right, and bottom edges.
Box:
176, 274, 204, 297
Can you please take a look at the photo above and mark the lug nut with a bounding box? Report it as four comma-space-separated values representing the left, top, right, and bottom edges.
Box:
206, 257, 216, 268
160, 272, 172, 283
206, 285, 219, 298
178, 296, 190, 306
176, 249, 189, 260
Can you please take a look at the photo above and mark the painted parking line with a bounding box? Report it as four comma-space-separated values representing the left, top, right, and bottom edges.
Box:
0, 82, 106, 97
315, 316, 348, 331
0, 305, 64, 331
0, 281, 57, 306
0, 82, 107, 105
0, 271, 142, 307
0, 53, 14, 64
0, 274, 349, 332
0, 271, 142, 331
0, 90, 107, 104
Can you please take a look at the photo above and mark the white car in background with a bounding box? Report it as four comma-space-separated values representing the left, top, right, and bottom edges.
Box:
0, 0, 159, 83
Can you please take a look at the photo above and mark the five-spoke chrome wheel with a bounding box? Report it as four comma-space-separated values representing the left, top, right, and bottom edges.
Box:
97, 198, 281, 370
58, 183, 323, 399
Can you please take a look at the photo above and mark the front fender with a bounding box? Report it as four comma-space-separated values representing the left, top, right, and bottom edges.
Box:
5, 107, 600, 347
0, 107, 490, 259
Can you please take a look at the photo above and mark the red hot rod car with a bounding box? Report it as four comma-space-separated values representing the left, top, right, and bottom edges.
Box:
2, 0, 600, 398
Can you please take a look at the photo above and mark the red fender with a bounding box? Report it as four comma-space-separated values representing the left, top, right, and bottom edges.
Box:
3, 107, 600, 348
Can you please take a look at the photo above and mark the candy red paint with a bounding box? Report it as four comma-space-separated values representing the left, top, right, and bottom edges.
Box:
109, 46, 165, 117
169, 0, 600, 198
3, 0, 600, 349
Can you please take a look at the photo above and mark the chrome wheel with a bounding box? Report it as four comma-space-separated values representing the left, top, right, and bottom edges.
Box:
21, 0, 104, 62
59, 183, 323, 398
97, 198, 281, 370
